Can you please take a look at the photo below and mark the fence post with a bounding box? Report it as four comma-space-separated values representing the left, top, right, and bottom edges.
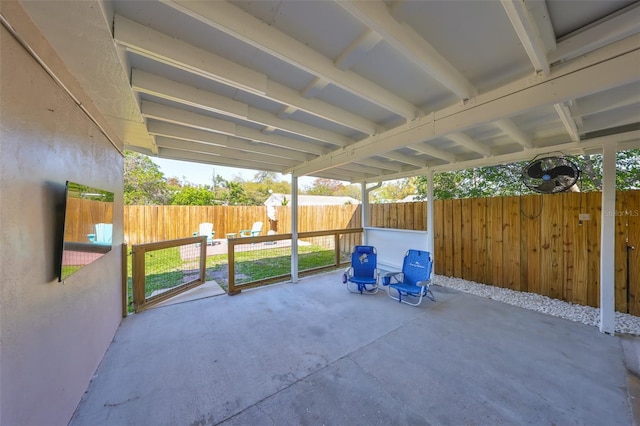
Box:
122, 243, 128, 317
228, 238, 239, 295
132, 245, 146, 313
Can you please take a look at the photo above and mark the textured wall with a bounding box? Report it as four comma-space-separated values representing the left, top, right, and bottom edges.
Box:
0, 25, 123, 425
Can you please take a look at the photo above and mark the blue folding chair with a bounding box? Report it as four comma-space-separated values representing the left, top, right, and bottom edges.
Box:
343, 246, 379, 294
383, 249, 434, 306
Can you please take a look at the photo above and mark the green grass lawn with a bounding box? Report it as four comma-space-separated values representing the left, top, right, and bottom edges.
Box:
126, 244, 344, 311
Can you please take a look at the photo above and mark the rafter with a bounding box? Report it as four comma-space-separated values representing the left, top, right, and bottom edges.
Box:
158, 147, 286, 173
161, 0, 418, 119
113, 14, 378, 135
573, 86, 640, 117
356, 158, 404, 173
446, 133, 492, 157
380, 152, 427, 168
334, 29, 382, 70
494, 119, 533, 150
286, 38, 640, 176
301, 77, 330, 99
549, 3, 640, 63
131, 70, 350, 147
147, 121, 315, 162
155, 136, 298, 167
140, 101, 328, 156
501, 0, 554, 74
408, 143, 457, 163
338, 1, 476, 100
140, 101, 236, 136
553, 103, 580, 142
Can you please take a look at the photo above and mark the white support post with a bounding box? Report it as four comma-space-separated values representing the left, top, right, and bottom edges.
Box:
291, 175, 299, 283
361, 182, 381, 246
427, 170, 435, 257
361, 182, 368, 245
600, 142, 617, 334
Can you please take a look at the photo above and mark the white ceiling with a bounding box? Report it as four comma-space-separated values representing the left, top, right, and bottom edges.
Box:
12, 0, 640, 183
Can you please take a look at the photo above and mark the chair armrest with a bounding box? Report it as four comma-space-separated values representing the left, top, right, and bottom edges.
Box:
416, 279, 432, 287
382, 271, 402, 285
384, 271, 402, 278
239, 229, 250, 237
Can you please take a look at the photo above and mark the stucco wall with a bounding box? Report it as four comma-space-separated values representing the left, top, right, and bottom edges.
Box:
0, 25, 123, 425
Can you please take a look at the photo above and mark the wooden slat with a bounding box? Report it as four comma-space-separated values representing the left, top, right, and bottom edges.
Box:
443, 199, 454, 276
471, 197, 487, 284
486, 197, 503, 287
461, 198, 473, 280
452, 199, 463, 277
433, 200, 444, 275
586, 191, 602, 307
521, 195, 542, 295
614, 192, 628, 312
565, 193, 589, 305
503, 196, 520, 290
404, 202, 415, 230
539, 194, 564, 299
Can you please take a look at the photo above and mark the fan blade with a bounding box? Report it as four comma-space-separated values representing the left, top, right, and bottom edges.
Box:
535, 179, 559, 193
526, 161, 545, 178
547, 165, 576, 179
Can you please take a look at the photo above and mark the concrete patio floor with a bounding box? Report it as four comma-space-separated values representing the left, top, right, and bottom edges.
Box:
71, 271, 638, 425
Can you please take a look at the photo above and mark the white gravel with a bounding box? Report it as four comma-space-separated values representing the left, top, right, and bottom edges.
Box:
433, 274, 640, 336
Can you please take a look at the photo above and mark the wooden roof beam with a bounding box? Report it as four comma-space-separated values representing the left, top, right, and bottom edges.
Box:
113, 14, 378, 135
161, 0, 419, 119
338, 0, 476, 100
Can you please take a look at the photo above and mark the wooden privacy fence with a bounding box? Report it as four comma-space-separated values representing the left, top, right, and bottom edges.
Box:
123, 202, 426, 245
123, 192, 638, 314
432, 191, 640, 315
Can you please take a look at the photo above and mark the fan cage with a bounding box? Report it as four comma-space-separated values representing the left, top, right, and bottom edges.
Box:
522, 156, 581, 194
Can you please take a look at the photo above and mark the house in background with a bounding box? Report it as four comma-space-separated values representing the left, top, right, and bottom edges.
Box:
264, 193, 360, 232
264, 193, 360, 207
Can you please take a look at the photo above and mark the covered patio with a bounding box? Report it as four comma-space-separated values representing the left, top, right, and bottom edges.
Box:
71, 270, 637, 425
2, 1, 640, 424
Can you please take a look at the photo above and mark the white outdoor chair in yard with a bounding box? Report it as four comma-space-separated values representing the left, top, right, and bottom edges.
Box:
240, 221, 263, 237
193, 222, 215, 245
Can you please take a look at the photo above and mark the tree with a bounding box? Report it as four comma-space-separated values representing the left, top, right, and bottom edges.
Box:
304, 178, 346, 196
222, 181, 252, 205
412, 149, 640, 200
124, 151, 170, 205
332, 183, 361, 201
242, 172, 291, 205
370, 179, 415, 203
170, 186, 218, 206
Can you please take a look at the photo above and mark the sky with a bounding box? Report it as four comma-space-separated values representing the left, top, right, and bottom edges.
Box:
150, 157, 317, 188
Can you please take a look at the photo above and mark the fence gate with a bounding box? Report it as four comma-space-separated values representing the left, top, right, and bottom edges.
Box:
131, 236, 207, 312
